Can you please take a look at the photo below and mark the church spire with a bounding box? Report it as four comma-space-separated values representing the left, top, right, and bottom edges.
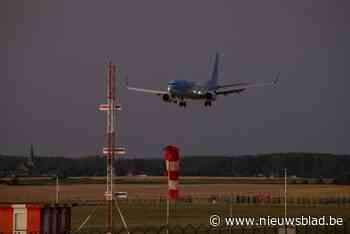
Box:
29, 144, 35, 164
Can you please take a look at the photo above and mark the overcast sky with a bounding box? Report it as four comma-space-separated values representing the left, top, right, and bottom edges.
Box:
1, 1, 349, 158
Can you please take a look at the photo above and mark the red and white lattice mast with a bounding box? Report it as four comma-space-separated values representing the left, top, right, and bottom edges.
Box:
99, 62, 125, 232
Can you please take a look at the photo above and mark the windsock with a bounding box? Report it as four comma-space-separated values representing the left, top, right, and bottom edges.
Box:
164, 145, 180, 200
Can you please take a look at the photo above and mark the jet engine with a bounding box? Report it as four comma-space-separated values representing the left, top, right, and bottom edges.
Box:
162, 94, 172, 102
205, 92, 216, 101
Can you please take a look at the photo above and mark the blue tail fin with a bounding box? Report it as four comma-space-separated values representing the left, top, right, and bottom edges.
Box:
206, 53, 219, 89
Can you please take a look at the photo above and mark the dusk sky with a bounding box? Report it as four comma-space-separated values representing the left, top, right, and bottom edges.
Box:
2, 1, 349, 158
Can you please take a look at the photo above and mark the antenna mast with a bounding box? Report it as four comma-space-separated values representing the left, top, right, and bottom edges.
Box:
99, 62, 125, 233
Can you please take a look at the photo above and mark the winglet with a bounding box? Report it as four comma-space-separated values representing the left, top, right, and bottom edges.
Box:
273, 72, 280, 85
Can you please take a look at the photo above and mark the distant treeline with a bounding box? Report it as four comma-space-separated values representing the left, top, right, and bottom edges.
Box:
0, 153, 349, 181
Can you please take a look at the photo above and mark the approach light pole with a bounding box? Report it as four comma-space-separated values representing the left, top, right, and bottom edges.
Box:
99, 62, 126, 233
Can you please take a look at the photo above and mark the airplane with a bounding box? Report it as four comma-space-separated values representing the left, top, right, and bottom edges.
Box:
126, 53, 280, 107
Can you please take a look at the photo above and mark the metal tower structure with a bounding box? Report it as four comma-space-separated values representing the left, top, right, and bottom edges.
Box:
99, 62, 125, 233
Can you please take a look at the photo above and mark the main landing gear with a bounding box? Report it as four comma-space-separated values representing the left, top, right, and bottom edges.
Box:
204, 100, 212, 107
179, 101, 187, 107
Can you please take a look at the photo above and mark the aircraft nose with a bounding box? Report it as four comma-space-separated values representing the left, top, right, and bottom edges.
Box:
168, 83, 179, 91
168, 84, 175, 92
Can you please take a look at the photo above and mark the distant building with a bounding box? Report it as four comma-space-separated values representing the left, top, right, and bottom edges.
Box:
0, 203, 72, 234
15, 163, 31, 177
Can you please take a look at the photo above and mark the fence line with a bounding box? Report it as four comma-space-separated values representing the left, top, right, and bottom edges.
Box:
114, 195, 350, 206
65, 194, 350, 206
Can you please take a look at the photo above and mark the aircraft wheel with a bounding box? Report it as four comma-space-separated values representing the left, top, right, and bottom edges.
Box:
204, 101, 212, 107
183, 102, 187, 107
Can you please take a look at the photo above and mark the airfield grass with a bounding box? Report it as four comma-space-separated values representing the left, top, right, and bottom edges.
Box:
71, 202, 350, 229
1, 176, 350, 202
0, 177, 350, 230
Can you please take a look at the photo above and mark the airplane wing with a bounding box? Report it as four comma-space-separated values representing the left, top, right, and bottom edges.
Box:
127, 86, 168, 96
216, 72, 280, 96
125, 76, 168, 95
216, 82, 251, 89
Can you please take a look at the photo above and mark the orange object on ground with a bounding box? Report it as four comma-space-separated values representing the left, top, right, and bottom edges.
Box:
0, 205, 13, 233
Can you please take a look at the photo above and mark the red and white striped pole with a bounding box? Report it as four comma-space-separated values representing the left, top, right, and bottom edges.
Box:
163, 145, 180, 231
164, 145, 180, 200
